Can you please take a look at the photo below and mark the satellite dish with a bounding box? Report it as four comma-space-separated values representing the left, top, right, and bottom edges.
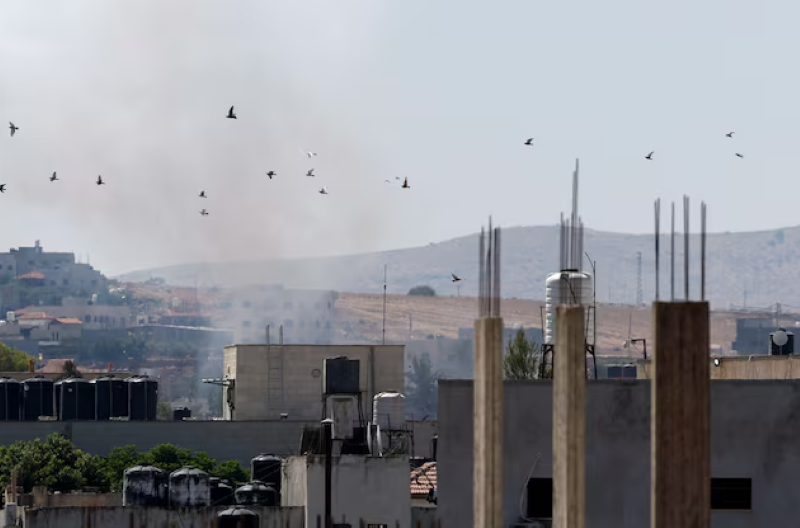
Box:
773, 330, 789, 347
713, 358, 721, 367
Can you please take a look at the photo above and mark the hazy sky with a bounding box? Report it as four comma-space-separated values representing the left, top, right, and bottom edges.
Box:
0, 1, 792, 276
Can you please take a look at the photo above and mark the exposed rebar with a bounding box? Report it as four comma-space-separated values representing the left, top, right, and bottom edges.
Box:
701, 202, 707, 301
684, 195, 690, 301
670, 201, 675, 301
478, 218, 502, 318
655, 198, 661, 301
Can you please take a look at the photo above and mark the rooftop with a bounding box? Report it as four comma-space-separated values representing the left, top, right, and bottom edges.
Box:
17, 271, 45, 280
53, 318, 83, 325
410, 461, 437, 496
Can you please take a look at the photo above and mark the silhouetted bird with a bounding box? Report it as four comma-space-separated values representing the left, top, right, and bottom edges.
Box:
50, 172, 58, 182
199, 190, 206, 198
96, 175, 105, 186
452, 273, 461, 282
0, 184, 5, 193
226, 106, 236, 119
402, 177, 410, 189
9, 122, 17, 137
319, 187, 328, 195
645, 151, 654, 160
524, 138, 534, 146
266, 171, 276, 179
726, 131, 735, 138
306, 168, 315, 177
305, 151, 318, 158
735, 153, 744, 158
200, 209, 209, 216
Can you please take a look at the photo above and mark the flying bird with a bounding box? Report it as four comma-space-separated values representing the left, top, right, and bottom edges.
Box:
306, 169, 315, 177
50, 172, 58, 182
0, 184, 5, 193
645, 151, 654, 160
9, 122, 17, 137
199, 190, 206, 198
266, 171, 276, 179
200, 209, 209, 216
96, 175, 105, 186
726, 131, 735, 138
452, 273, 462, 282
401, 177, 410, 189
524, 138, 534, 146
735, 153, 744, 158
226, 106, 236, 119
305, 151, 318, 158
319, 187, 328, 195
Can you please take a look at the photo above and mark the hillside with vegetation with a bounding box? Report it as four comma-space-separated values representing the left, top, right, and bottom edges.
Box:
118, 225, 800, 309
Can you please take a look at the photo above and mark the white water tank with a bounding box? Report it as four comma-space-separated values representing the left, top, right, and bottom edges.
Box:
6, 311, 15, 322
544, 271, 594, 346
372, 391, 406, 430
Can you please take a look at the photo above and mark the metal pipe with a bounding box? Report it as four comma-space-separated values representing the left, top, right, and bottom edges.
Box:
684, 195, 690, 301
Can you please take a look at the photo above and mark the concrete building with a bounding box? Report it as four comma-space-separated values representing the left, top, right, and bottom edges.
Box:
18, 302, 132, 330
217, 285, 338, 344
223, 344, 405, 421
283, 454, 411, 528
439, 379, 800, 528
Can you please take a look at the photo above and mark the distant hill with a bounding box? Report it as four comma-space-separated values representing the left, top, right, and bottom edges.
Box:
116, 224, 800, 309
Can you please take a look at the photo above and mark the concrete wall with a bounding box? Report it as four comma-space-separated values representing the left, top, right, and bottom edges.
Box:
439, 379, 800, 528
409, 420, 438, 459
226, 344, 405, 421
0, 421, 315, 466
411, 506, 439, 528
19, 505, 304, 528
636, 354, 800, 380
283, 454, 411, 528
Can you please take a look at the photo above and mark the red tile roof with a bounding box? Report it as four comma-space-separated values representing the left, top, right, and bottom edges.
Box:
18, 312, 54, 320
53, 318, 83, 325
410, 461, 437, 496
17, 271, 45, 280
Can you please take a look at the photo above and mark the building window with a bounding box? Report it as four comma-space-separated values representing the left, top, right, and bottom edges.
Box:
526, 478, 552, 519
63, 279, 69, 286
711, 478, 752, 510
84, 315, 91, 323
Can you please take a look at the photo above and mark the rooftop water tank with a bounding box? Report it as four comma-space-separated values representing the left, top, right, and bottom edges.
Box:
0, 377, 21, 421
55, 378, 95, 420
92, 376, 128, 420
209, 477, 234, 506
234, 480, 278, 506
21, 376, 54, 421
169, 466, 210, 508
372, 391, 406, 430
123, 465, 167, 507
250, 454, 282, 497
544, 271, 593, 346
217, 506, 259, 528
126, 375, 158, 421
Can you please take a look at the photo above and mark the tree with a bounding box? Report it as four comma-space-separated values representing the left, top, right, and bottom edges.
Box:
156, 402, 172, 421
0, 343, 33, 371
405, 353, 442, 419
213, 459, 249, 484
503, 328, 540, 380
408, 285, 436, 297
58, 360, 82, 380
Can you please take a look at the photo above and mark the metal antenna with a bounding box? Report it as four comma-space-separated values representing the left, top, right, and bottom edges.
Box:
684, 195, 690, 300
701, 201, 707, 301
382, 264, 388, 345
670, 201, 675, 301
478, 218, 502, 318
654, 198, 661, 301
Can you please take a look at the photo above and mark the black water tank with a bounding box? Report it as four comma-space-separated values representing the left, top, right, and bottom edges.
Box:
0, 377, 21, 421
250, 454, 282, 497
92, 376, 128, 420
123, 465, 168, 507
56, 378, 95, 420
622, 364, 637, 379
606, 365, 623, 379
234, 481, 277, 507
209, 477, 234, 506
173, 407, 191, 421
21, 376, 54, 420
126, 375, 158, 421
217, 507, 259, 528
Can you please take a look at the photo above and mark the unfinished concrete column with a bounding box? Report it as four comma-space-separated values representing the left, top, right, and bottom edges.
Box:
651, 301, 710, 528
553, 305, 586, 528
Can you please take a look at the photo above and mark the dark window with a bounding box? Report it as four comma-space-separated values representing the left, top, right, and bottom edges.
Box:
62, 279, 69, 286
711, 478, 751, 510
526, 478, 552, 518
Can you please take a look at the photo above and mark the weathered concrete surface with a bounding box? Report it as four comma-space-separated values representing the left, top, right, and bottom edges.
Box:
20, 505, 304, 528
439, 380, 800, 528
411, 506, 439, 528
0, 421, 312, 466
283, 454, 411, 528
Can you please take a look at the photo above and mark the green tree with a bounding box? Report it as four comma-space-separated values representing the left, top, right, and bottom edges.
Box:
156, 402, 172, 421
104, 445, 141, 491
503, 329, 541, 380
212, 460, 249, 485
58, 360, 82, 380
405, 353, 441, 419
0, 343, 33, 371
408, 285, 436, 297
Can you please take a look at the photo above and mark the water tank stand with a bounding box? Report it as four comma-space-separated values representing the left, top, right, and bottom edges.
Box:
540, 343, 597, 380
321, 392, 366, 434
